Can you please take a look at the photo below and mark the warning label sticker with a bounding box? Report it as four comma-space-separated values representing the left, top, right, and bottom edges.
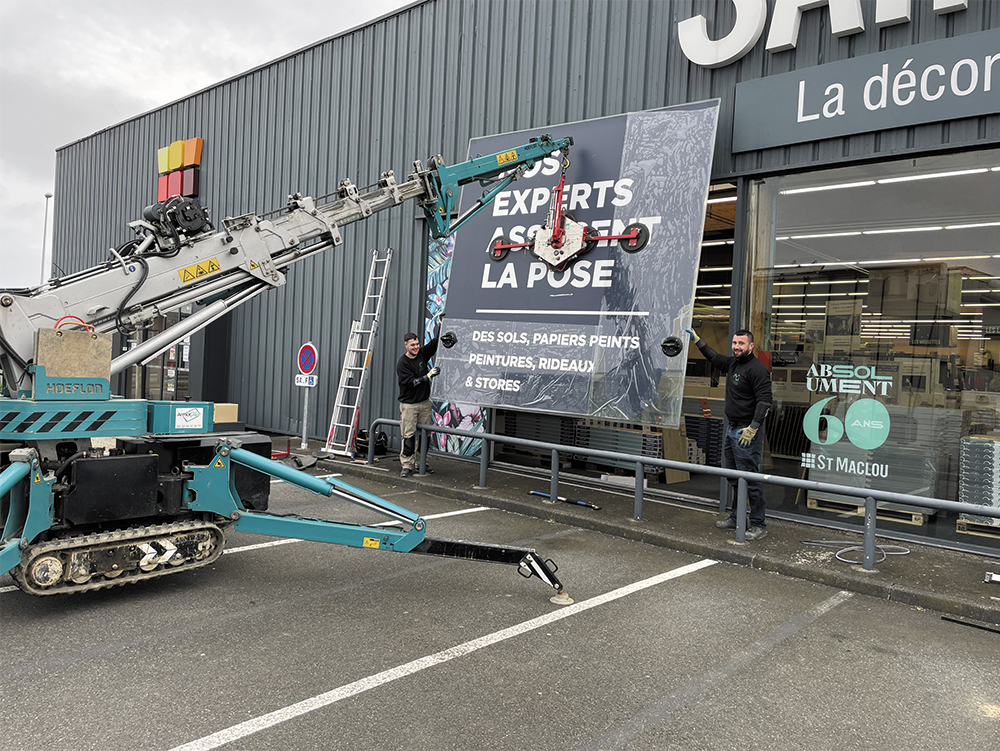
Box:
178, 257, 222, 284
362, 537, 381, 549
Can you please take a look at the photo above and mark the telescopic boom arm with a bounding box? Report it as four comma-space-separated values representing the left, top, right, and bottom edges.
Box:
0, 135, 573, 396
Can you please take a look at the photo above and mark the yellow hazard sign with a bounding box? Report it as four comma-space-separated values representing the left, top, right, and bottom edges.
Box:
33, 471, 42, 484
178, 257, 222, 284
213, 457, 226, 468
248, 260, 258, 270
363, 537, 380, 549
496, 149, 518, 166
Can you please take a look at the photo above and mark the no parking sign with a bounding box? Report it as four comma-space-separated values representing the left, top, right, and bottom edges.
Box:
295, 341, 319, 449
296, 342, 318, 387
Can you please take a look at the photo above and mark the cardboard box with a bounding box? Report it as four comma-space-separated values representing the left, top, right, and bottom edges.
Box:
214, 403, 239, 423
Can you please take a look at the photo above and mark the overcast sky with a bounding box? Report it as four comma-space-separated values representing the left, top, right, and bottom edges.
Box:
0, 0, 414, 288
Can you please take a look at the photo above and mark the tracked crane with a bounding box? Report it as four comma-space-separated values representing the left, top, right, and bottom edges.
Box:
0, 136, 576, 601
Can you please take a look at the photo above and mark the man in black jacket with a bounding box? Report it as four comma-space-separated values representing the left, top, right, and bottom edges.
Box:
396, 332, 439, 477
686, 327, 772, 540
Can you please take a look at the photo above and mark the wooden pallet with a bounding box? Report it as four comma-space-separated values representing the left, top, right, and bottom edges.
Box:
807, 495, 928, 526
583, 462, 659, 477
956, 519, 1000, 540
496, 447, 551, 467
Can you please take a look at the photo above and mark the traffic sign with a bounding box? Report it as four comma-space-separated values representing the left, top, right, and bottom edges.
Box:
295, 374, 317, 388
297, 341, 318, 375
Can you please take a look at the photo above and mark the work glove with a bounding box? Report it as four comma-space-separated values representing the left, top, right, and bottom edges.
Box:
427, 366, 441, 379
738, 426, 757, 447
684, 326, 699, 343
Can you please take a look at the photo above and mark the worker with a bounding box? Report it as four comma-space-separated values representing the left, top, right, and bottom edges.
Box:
397, 332, 440, 477
685, 326, 772, 540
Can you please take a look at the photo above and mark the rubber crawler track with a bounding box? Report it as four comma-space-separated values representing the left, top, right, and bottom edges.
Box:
11, 519, 226, 596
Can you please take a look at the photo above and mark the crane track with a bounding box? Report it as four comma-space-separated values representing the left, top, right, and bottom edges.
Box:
10, 519, 226, 596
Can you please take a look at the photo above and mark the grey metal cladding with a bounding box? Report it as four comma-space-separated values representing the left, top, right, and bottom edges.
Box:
51, 0, 1000, 437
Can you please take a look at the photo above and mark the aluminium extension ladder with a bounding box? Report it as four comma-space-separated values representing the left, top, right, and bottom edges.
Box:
319, 247, 393, 456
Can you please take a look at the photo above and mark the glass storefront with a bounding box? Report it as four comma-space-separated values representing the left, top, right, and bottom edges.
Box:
495, 151, 998, 553
121, 306, 194, 402
734, 148, 999, 549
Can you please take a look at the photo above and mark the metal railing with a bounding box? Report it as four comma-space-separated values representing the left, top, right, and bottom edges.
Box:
367, 418, 1000, 571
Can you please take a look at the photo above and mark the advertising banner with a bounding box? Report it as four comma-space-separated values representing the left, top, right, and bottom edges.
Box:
436, 101, 719, 427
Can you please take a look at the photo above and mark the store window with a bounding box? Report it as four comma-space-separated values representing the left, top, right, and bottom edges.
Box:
121, 306, 194, 402
747, 148, 999, 549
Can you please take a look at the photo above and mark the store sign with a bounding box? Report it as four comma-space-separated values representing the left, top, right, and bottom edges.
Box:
436, 101, 719, 426
678, 0, 970, 69
732, 29, 998, 151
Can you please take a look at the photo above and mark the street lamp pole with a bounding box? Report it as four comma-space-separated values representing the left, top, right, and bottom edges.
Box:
40, 192, 53, 285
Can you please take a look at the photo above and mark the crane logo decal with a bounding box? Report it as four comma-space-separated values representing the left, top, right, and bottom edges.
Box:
178, 257, 222, 284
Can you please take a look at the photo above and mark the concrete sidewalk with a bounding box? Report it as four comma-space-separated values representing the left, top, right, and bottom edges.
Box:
287, 439, 1000, 626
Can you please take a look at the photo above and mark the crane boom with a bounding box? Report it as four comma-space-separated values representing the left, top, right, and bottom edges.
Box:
0, 135, 573, 396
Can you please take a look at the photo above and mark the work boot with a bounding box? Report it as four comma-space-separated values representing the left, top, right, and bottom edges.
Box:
745, 525, 768, 541
421, 466, 435, 475
400, 468, 413, 478
714, 516, 737, 529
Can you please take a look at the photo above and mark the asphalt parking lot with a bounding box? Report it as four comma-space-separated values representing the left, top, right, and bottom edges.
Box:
2, 473, 998, 751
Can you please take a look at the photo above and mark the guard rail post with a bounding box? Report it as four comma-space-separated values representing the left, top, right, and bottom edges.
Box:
634, 461, 644, 520
735, 477, 748, 543
863, 496, 877, 570
419, 427, 428, 474
478, 436, 489, 488
550, 450, 560, 503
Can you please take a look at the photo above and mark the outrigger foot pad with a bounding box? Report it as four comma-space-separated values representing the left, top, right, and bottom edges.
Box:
550, 590, 574, 606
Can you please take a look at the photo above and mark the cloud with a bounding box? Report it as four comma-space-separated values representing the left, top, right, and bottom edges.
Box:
0, 0, 413, 288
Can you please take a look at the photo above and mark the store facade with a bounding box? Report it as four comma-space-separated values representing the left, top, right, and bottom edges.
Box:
50, 1, 999, 550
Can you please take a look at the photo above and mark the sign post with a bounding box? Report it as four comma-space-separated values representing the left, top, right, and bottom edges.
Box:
296, 342, 318, 449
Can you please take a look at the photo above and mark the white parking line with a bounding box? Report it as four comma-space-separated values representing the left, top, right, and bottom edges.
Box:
222, 538, 301, 555
0, 507, 493, 595
168, 558, 717, 751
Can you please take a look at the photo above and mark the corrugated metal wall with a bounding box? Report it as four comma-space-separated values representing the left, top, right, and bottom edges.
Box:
53, 0, 1000, 437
